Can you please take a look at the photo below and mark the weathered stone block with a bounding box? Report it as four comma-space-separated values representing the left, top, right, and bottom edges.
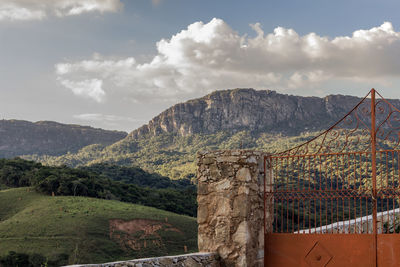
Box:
238, 186, 249, 195
182, 257, 202, 267
209, 163, 222, 180
245, 156, 258, 164
232, 195, 248, 218
198, 175, 208, 182
215, 179, 230, 191
220, 164, 235, 177
216, 156, 238, 163
214, 197, 231, 216
215, 222, 230, 243
202, 157, 215, 165
233, 221, 250, 245
236, 167, 251, 182
159, 257, 174, 265
197, 206, 208, 224
198, 183, 209, 195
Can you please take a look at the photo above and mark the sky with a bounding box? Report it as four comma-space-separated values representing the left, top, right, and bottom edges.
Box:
2, 0, 400, 132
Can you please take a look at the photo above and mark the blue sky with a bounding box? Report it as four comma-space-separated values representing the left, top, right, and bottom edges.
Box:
1, 0, 400, 132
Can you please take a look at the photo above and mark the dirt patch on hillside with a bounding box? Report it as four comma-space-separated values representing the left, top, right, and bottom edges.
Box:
109, 219, 182, 251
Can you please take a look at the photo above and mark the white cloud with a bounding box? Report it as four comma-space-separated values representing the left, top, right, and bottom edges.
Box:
59, 79, 105, 103
55, 19, 400, 103
0, 0, 122, 21
73, 113, 141, 122
56, 57, 136, 85
73, 113, 145, 130
0, 3, 46, 21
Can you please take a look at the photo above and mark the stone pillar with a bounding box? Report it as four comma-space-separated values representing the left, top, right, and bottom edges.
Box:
197, 150, 265, 267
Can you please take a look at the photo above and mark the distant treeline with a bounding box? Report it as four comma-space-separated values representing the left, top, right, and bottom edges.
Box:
0, 158, 197, 217
80, 163, 192, 189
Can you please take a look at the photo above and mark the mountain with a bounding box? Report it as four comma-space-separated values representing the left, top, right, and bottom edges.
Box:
27, 88, 393, 180
130, 88, 369, 138
0, 120, 127, 158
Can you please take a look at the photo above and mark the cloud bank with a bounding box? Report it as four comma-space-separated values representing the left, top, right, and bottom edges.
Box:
56, 19, 400, 103
74, 113, 138, 122
0, 0, 122, 21
74, 113, 141, 123
73, 113, 144, 130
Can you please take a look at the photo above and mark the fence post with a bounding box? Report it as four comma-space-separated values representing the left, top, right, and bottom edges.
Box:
197, 150, 266, 267
370, 88, 377, 267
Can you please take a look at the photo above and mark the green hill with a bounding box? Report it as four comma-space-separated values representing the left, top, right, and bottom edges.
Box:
0, 187, 197, 266
0, 158, 197, 217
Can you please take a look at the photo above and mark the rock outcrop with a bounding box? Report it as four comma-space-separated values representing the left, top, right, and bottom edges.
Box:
129, 88, 385, 139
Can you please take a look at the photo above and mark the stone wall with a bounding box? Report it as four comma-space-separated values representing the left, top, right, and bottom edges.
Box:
64, 252, 220, 267
196, 150, 266, 267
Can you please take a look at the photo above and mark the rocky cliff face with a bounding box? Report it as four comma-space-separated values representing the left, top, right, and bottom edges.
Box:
129, 88, 374, 138
0, 120, 127, 157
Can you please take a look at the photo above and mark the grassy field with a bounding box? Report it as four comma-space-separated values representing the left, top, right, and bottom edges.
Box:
0, 187, 197, 265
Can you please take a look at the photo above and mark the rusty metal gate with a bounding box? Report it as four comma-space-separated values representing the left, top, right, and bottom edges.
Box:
264, 89, 400, 267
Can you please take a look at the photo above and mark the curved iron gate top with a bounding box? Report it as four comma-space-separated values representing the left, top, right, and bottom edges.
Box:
264, 89, 400, 267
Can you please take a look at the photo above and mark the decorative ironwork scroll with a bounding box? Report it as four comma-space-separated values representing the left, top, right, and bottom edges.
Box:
275, 90, 400, 157
375, 91, 400, 151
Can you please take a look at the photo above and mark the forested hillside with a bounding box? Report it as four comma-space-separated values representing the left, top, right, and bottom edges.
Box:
24, 131, 320, 179
0, 120, 127, 158
0, 158, 196, 216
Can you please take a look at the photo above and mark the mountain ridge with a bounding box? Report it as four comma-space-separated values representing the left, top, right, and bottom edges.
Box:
128, 88, 375, 139
0, 119, 127, 158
